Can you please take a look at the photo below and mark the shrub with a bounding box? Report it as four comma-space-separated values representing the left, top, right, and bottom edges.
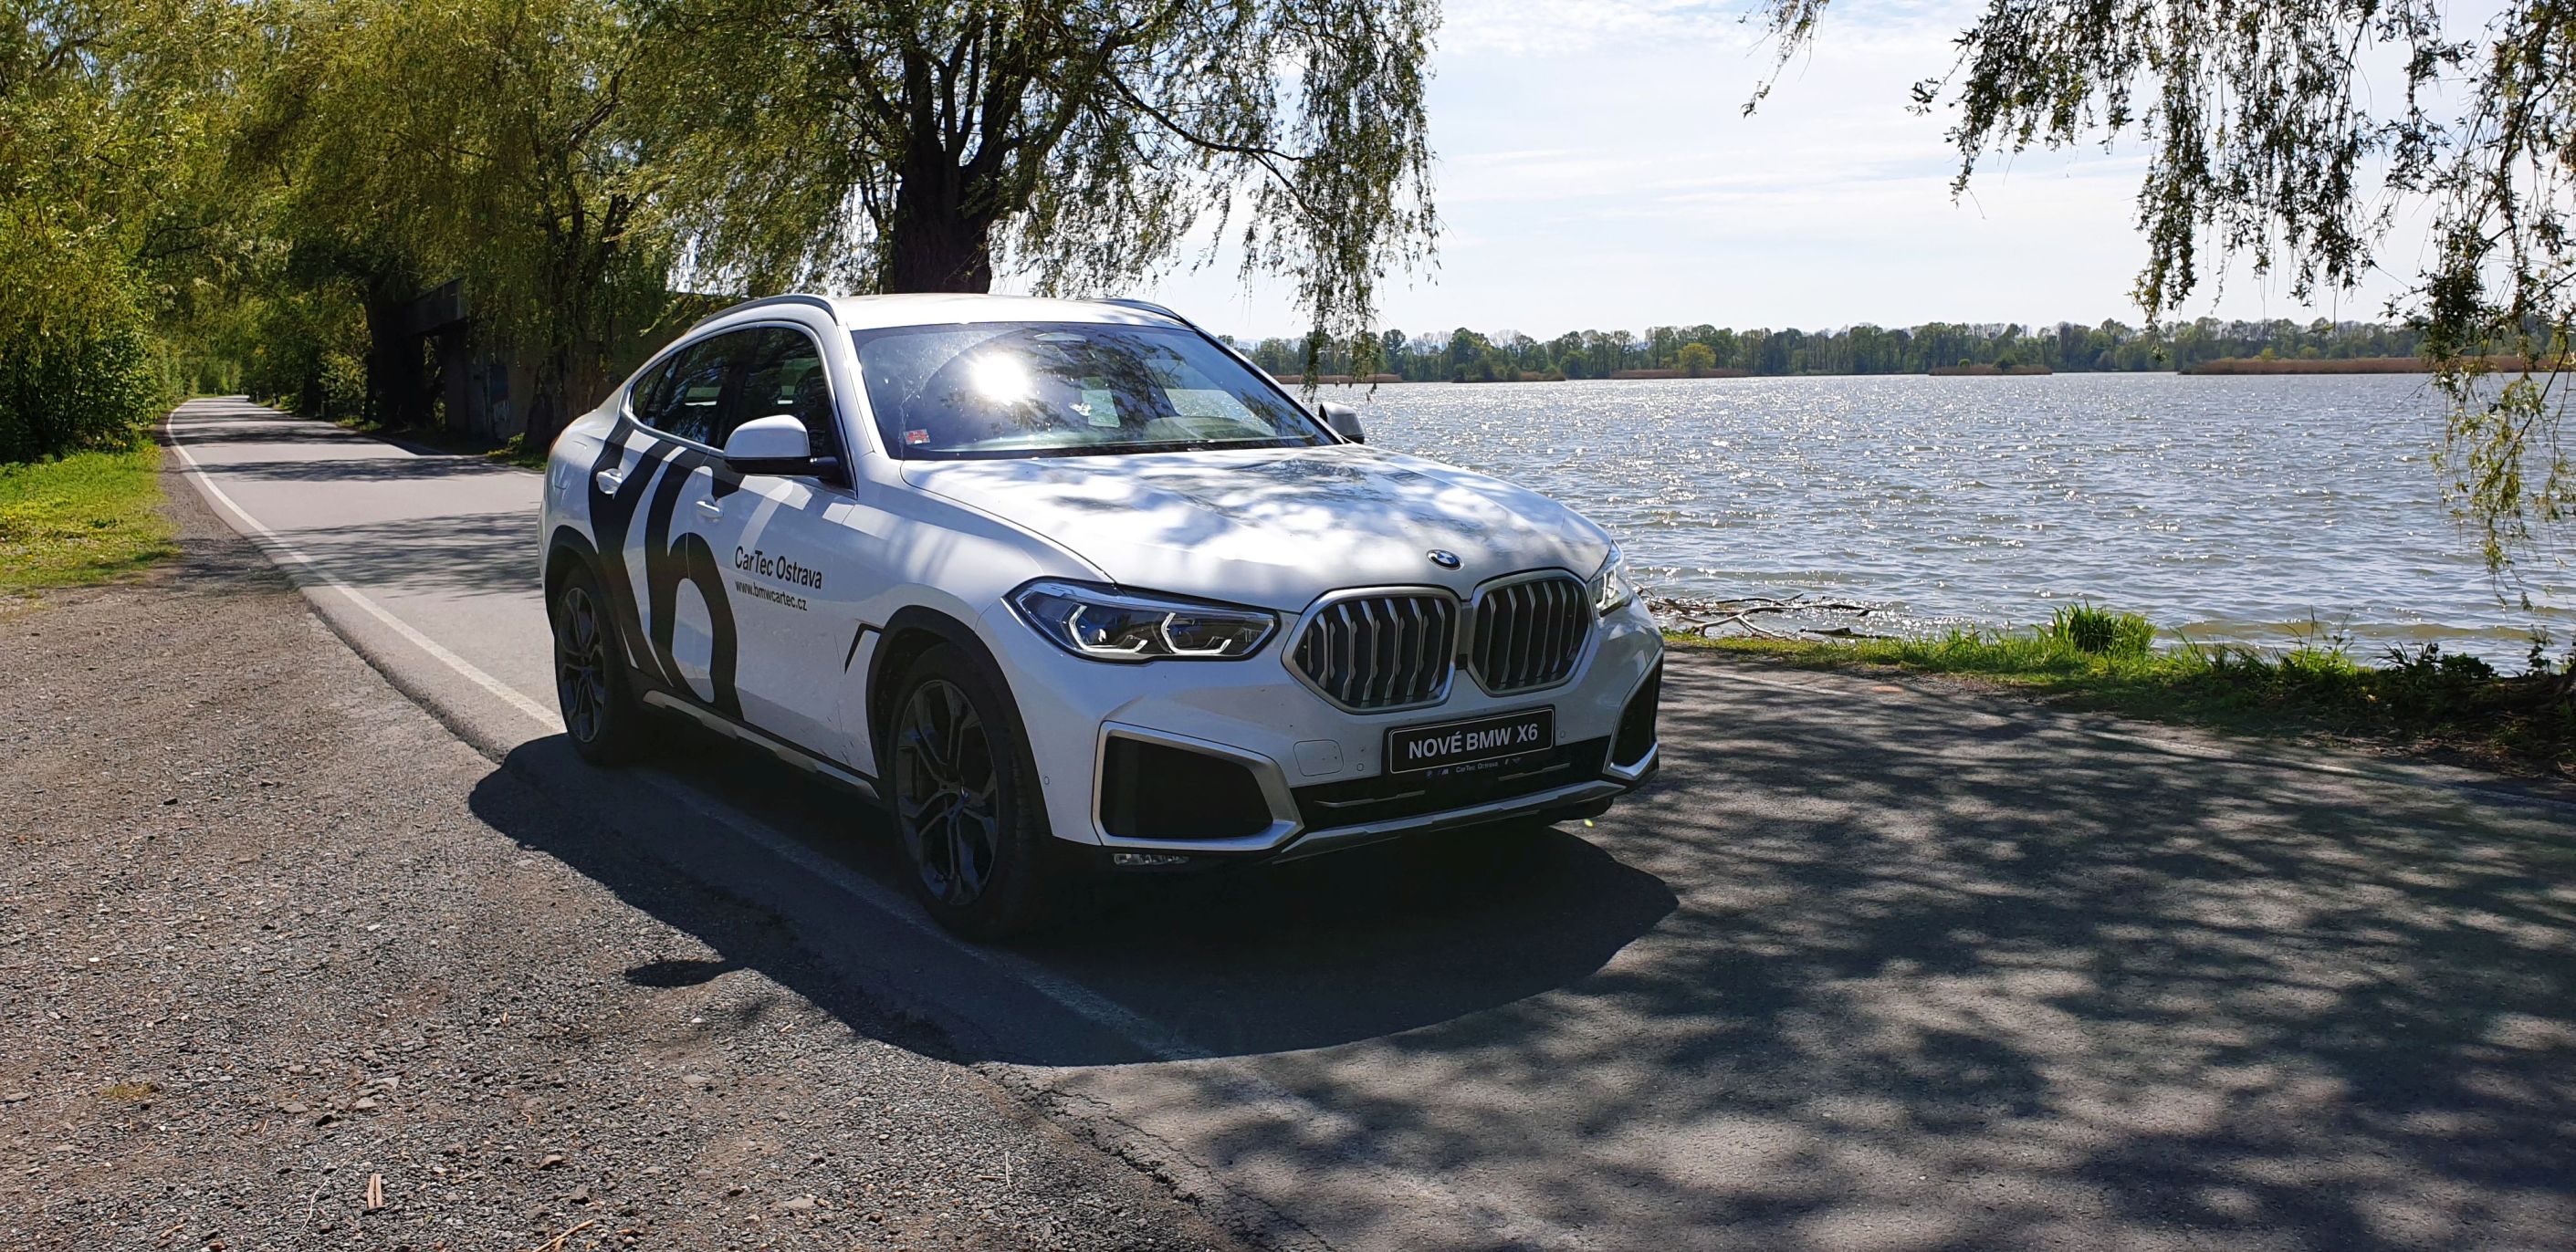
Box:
2043, 603, 2156, 656
2279, 645, 2361, 678
316, 350, 368, 421
0, 318, 167, 464
2372, 643, 2500, 722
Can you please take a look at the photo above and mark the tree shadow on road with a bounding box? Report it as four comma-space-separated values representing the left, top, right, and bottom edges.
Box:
168, 422, 379, 447
276, 513, 540, 597
1293, 663, 2576, 1249
461, 657, 2576, 1250
189, 455, 529, 483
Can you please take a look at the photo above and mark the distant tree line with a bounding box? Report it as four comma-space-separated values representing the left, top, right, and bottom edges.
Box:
1232, 318, 2430, 382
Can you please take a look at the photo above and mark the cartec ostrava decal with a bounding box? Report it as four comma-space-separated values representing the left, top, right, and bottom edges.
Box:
733, 547, 818, 612
736, 548, 823, 589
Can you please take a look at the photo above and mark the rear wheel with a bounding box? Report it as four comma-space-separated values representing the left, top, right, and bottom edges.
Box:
550, 562, 652, 765
885, 643, 1067, 940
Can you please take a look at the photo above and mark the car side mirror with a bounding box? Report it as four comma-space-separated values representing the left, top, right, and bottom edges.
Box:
1319, 402, 1366, 444
722, 413, 841, 482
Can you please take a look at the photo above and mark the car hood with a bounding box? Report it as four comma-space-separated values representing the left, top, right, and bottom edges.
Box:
902, 445, 1614, 609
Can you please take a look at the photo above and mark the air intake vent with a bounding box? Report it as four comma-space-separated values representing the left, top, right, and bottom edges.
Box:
1471, 574, 1591, 694
1100, 737, 1274, 841
1291, 593, 1458, 710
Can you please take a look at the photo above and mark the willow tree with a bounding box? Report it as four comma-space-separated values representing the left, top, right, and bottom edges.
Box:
236, 0, 671, 434
648, 0, 1436, 370
1755, 0, 2576, 588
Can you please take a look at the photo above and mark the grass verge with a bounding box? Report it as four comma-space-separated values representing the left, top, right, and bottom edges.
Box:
0, 443, 177, 593
1671, 606, 2576, 775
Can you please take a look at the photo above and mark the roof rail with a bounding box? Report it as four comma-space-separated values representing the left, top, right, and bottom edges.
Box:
687, 292, 839, 332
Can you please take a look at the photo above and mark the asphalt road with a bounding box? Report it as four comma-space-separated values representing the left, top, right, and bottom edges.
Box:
165, 397, 2576, 1250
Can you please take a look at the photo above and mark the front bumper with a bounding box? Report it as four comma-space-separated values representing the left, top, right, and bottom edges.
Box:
982, 594, 1665, 861
1272, 742, 1658, 862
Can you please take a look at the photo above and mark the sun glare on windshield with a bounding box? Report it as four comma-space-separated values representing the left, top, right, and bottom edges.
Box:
969, 353, 1034, 406
852, 322, 1328, 459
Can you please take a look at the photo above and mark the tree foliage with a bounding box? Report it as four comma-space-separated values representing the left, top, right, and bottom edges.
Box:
235, 0, 675, 432
1754, 0, 2576, 579
645, 0, 1437, 372
0, 0, 220, 457
9, 0, 1440, 447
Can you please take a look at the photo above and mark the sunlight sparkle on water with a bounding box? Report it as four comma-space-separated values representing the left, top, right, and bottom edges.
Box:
1344, 373, 2566, 664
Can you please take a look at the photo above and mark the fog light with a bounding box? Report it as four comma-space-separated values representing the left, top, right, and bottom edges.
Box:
1111, 851, 1192, 869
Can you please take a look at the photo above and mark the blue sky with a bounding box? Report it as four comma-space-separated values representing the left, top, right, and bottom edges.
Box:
1096, 0, 2428, 340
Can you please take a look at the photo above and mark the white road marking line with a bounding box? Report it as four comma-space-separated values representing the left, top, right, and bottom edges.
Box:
165, 412, 565, 731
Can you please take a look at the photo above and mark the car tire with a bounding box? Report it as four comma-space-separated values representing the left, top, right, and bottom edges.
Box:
882, 642, 1070, 941
550, 562, 654, 766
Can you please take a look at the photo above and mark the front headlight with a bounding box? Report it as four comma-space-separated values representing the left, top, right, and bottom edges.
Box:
1009, 579, 1278, 662
1595, 549, 1641, 616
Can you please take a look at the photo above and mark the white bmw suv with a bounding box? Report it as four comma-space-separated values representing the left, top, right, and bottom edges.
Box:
539, 293, 1662, 937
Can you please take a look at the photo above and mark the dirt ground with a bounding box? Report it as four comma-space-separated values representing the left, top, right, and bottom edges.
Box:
0, 469, 1237, 1250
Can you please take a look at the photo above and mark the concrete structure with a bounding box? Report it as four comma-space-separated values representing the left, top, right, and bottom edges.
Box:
406, 279, 528, 442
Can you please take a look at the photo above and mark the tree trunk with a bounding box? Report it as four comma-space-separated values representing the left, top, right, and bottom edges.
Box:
523, 387, 559, 448
523, 348, 570, 448
883, 169, 998, 293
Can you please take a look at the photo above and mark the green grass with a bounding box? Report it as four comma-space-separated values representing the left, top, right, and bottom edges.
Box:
480, 433, 549, 470
1673, 613, 2576, 773
2041, 602, 2155, 656
0, 443, 177, 592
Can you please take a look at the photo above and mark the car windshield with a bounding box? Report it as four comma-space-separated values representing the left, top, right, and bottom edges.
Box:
850, 321, 1328, 459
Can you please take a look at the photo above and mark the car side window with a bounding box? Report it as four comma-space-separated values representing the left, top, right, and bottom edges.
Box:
717, 328, 839, 461
627, 351, 679, 431
631, 334, 736, 445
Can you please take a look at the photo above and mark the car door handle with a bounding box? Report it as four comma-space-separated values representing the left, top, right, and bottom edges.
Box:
694, 499, 724, 521
592, 468, 624, 494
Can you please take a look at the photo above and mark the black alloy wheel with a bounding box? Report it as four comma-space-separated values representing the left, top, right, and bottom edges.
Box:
892, 677, 1000, 908
882, 642, 1070, 939
555, 582, 611, 740
550, 563, 651, 765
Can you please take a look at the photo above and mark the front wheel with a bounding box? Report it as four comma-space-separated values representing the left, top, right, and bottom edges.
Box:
884, 643, 1068, 940
550, 562, 653, 765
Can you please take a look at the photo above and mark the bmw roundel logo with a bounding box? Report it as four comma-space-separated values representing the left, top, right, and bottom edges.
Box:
1427, 549, 1461, 569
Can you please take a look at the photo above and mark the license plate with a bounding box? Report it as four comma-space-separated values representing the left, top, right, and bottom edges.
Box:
1386, 707, 1555, 776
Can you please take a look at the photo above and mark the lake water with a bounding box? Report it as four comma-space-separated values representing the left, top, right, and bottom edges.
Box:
1341, 373, 2570, 666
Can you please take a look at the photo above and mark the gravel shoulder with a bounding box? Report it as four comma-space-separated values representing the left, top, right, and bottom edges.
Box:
0, 464, 1237, 1250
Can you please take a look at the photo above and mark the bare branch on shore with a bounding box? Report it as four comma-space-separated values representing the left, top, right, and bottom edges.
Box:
1648, 593, 1901, 642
